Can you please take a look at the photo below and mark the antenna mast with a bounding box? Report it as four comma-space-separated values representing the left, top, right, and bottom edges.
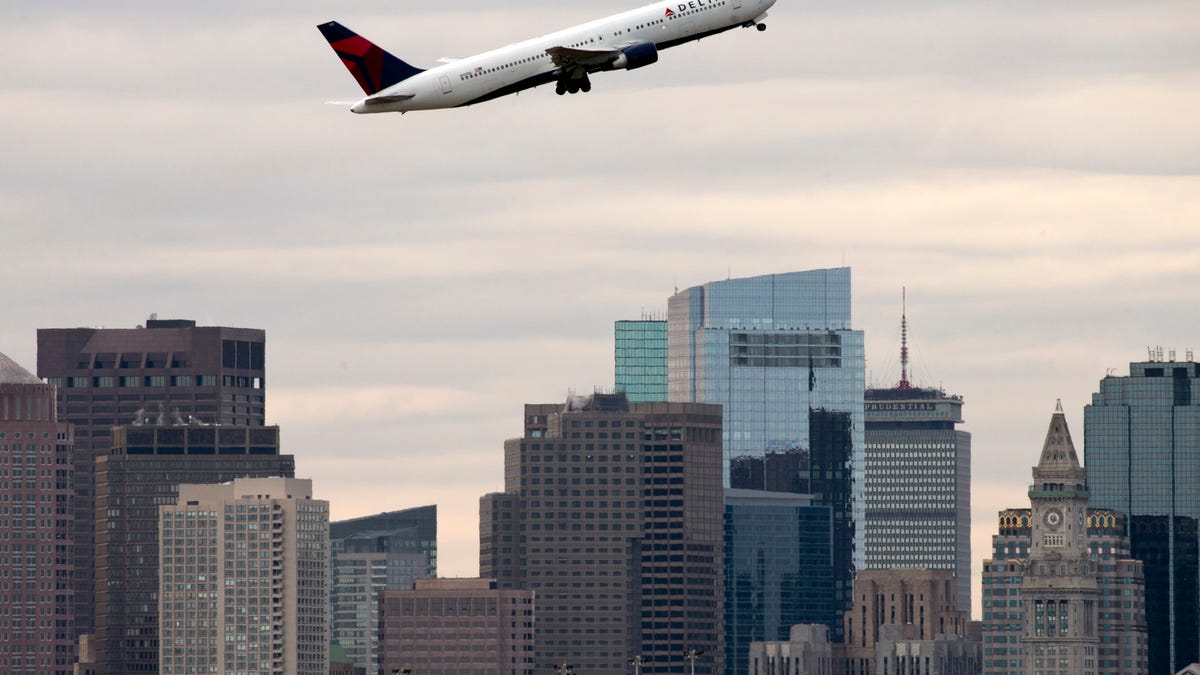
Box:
898, 287, 912, 390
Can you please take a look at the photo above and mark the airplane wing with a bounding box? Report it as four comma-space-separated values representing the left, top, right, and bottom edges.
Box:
546, 46, 619, 71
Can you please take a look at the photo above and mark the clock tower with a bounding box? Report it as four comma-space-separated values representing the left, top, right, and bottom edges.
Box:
1020, 402, 1099, 674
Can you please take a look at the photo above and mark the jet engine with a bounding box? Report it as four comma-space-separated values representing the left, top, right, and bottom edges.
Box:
609, 41, 659, 70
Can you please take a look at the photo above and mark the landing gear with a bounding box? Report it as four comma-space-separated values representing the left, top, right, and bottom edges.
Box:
555, 74, 592, 96
756, 22, 767, 31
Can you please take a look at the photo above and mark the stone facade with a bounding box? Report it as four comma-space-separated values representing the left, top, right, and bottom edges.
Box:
981, 406, 1148, 675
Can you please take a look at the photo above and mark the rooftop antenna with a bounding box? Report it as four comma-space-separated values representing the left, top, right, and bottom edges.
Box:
898, 287, 912, 390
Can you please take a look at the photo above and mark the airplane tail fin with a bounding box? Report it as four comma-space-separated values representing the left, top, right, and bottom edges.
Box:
317, 21, 425, 95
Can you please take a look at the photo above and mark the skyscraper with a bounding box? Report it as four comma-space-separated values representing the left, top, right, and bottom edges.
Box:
0, 352, 76, 675
37, 318, 266, 637
93, 424, 295, 674
981, 406, 1147, 675
862, 297, 971, 613
330, 506, 438, 675
480, 393, 725, 674
863, 387, 970, 611
667, 268, 865, 628
723, 489, 835, 675
615, 318, 668, 403
1085, 355, 1200, 673
159, 477, 329, 675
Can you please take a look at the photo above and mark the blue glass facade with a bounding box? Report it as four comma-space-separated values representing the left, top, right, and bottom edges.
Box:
614, 319, 668, 403
724, 490, 835, 675
1084, 360, 1200, 673
667, 268, 865, 561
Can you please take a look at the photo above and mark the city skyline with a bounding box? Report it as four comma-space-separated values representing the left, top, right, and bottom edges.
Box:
3, 0, 1197, 624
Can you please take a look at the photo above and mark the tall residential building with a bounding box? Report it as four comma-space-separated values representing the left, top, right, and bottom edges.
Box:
480, 394, 725, 674
1085, 356, 1200, 673
37, 318, 266, 637
981, 406, 1148, 675
378, 578, 535, 675
0, 352, 76, 675
159, 477, 329, 675
724, 489, 835, 675
615, 318, 668, 403
93, 424, 295, 675
330, 506, 438, 675
666, 268, 865, 561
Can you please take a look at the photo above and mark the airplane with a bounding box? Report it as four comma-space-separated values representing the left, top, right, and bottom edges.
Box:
318, 0, 776, 114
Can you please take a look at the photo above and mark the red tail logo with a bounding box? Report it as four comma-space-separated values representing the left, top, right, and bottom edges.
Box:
664, 7, 675, 16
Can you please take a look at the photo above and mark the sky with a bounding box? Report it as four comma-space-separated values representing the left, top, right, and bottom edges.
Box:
2, 0, 1198, 619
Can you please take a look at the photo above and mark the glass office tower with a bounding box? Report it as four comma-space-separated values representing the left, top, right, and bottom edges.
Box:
667, 268, 865, 563
724, 489, 835, 675
330, 506, 438, 675
614, 319, 668, 403
1085, 357, 1200, 674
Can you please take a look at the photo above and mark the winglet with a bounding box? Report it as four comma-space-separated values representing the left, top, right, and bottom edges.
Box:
317, 21, 425, 95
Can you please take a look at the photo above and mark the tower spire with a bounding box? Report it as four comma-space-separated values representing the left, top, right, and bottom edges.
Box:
898, 287, 912, 390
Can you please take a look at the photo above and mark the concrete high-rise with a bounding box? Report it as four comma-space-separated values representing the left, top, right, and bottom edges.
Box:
1085, 356, 1200, 673
863, 388, 970, 611
481, 393, 725, 674
668, 268, 865, 628
93, 424, 295, 674
0, 352, 76, 675
378, 578, 535, 675
330, 506, 438, 675
615, 318, 668, 403
981, 406, 1148, 675
159, 477, 329, 675
863, 292, 971, 613
37, 318, 266, 637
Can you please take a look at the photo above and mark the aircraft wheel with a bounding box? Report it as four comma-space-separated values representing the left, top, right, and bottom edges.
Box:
567, 83, 580, 94
757, 23, 767, 31
581, 82, 592, 93
556, 83, 567, 95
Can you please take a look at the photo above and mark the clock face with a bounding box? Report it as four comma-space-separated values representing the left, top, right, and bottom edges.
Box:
1044, 508, 1063, 529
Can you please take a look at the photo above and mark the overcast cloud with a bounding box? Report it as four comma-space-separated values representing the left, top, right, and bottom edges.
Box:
3, 0, 1198, 616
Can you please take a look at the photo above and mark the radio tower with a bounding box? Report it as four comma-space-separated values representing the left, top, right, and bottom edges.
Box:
898, 287, 912, 390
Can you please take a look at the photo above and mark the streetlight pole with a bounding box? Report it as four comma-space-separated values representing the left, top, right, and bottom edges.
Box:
628, 656, 644, 675
683, 649, 704, 675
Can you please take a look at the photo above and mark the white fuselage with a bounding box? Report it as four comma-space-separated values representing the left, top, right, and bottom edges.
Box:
352, 0, 774, 113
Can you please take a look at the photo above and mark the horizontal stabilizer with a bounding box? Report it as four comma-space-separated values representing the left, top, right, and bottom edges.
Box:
364, 93, 417, 105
